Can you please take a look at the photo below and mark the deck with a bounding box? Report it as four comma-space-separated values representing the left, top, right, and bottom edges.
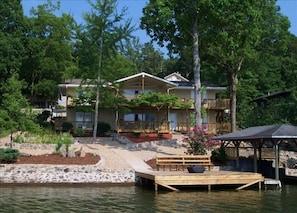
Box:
136, 170, 264, 191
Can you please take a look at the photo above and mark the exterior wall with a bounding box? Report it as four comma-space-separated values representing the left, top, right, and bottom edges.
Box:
121, 87, 167, 101
207, 111, 217, 124
66, 108, 115, 131
170, 109, 193, 132
99, 109, 116, 130
60, 73, 230, 134
169, 89, 192, 101
67, 108, 77, 123
206, 90, 217, 100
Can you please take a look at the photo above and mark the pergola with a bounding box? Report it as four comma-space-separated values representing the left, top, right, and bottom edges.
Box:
213, 124, 297, 180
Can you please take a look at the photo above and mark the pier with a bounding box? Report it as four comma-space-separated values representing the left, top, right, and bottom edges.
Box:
136, 170, 264, 191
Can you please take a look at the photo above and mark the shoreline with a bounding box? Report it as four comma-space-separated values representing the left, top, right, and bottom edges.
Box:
0, 134, 186, 184
0, 182, 136, 187
0, 163, 136, 184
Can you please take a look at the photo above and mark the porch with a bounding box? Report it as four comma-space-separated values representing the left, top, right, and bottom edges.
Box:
175, 122, 231, 134
54, 120, 171, 133
54, 119, 230, 134
118, 121, 170, 133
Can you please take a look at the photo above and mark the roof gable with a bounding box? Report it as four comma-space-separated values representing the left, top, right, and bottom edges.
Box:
164, 72, 189, 82
115, 72, 178, 87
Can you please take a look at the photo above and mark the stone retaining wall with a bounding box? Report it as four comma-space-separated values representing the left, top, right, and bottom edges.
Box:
0, 164, 135, 184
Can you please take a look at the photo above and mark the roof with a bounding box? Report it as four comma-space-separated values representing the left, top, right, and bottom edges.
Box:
214, 124, 297, 141
115, 72, 178, 87
253, 91, 290, 102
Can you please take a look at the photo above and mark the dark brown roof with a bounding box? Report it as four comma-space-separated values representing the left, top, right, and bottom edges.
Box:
214, 124, 297, 141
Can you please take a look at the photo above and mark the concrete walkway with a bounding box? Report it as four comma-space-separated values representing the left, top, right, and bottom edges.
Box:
113, 149, 153, 171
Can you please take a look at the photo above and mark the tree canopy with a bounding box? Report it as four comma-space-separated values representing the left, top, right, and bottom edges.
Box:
1, 0, 297, 135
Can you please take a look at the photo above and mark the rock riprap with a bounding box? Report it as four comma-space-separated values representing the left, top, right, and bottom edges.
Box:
0, 164, 135, 183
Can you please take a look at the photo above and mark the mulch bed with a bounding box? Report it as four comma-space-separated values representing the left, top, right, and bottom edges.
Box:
12, 153, 100, 165
120, 133, 172, 143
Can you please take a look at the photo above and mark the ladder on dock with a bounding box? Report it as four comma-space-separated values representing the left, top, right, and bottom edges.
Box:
264, 178, 282, 188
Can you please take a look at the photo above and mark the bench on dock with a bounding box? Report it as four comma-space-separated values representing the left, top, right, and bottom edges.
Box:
156, 155, 213, 171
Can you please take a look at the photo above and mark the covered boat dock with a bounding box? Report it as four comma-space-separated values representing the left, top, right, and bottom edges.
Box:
213, 124, 297, 182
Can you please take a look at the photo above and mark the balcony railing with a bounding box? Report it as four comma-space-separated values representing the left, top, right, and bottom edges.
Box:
55, 120, 170, 133
203, 99, 230, 110
175, 122, 231, 134
118, 121, 170, 133
206, 123, 231, 134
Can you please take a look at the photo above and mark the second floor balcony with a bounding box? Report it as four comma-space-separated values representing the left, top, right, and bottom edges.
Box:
203, 99, 230, 110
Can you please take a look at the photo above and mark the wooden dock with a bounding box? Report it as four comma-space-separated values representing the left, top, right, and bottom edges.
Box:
136, 170, 264, 191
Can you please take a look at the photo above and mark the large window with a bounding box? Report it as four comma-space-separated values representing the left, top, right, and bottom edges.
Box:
75, 112, 92, 129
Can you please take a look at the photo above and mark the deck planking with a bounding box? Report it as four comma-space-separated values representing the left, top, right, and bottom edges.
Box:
135, 170, 264, 191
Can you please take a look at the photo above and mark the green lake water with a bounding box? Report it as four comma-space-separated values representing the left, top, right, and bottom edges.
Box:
1, 184, 296, 213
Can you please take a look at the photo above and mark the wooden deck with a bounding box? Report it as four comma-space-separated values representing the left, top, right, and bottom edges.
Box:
136, 170, 264, 191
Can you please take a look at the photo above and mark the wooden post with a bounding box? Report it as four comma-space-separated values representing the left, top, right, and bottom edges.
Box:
234, 141, 240, 169
258, 140, 263, 173
274, 141, 280, 180
253, 142, 258, 173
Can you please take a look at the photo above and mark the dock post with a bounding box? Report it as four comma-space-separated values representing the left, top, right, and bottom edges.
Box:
208, 184, 211, 192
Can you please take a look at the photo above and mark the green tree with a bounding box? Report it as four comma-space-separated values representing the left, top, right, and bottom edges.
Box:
0, 74, 38, 133
33, 79, 59, 106
103, 54, 137, 81
120, 38, 167, 75
204, 0, 291, 131
130, 91, 179, 111
77, 0, 134, 141
138, 43, 165, 74
239, 33, 297, 128
141, 0, 209, 127
0, 0, 25, 103
130, 91, 180, 129
21, 0, 76, 105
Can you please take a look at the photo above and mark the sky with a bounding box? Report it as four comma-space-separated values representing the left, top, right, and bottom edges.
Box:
22, 0, 297, 53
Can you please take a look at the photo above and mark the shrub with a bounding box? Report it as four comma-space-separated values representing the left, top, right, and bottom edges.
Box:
61, 122, 73, 132
182, 125, 220, 155
13, 134, 25, 143
211, 147, 228, 163
55, 141, 63, 154
54, 133, 73, 157
74, 128, 84, 136
158, 133, 164, 138
97, 122, 111, 136
0, 148, 20, 163
131, 132, 141, 138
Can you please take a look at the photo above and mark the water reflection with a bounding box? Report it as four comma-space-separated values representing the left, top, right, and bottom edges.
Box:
0, 185, 296, 213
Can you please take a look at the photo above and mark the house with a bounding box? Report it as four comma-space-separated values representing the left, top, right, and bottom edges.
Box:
57, 72, 230, 134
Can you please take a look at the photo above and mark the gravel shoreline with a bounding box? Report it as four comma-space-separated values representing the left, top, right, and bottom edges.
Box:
0, 134, 186, 184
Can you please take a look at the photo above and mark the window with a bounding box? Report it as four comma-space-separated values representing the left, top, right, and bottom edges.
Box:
123, 113, 155, 121
76, 112, 92, 129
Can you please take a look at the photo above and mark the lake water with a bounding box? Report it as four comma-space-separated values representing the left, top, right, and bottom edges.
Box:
1, 184, 297, 213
